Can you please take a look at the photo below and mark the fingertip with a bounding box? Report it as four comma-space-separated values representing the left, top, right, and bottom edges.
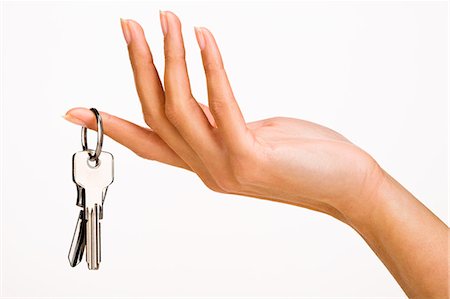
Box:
64, 107, 92, 126
197, 27, 224, 71
126, 19, 140, 28
63, 114, 85, 126
120, 18, 131, 45
164, 11, 180, 23
196, 27, 222, 57
125, 19, 156, 59
194, 27, 205, 50
126, 19, 143, 37
199, 26, 211, 36
159, 10, 168, 35
164, 10, 182, 35
64, 107, 112, 130
200, 27, 219, 50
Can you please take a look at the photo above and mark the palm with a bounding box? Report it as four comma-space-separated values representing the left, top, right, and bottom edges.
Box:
241, 117, 375, 215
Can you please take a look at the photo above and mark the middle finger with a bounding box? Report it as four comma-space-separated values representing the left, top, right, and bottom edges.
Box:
161, 11, 219, 159
122, 18, 221, 190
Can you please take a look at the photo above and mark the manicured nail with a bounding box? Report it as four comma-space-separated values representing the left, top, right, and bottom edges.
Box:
120, 18, 131, 45
194, 27, 205, 50
63, 113, 86, 126
64, 107, 100, 126
159, 10, 168, 36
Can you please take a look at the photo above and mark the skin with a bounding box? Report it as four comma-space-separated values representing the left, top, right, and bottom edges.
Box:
64, 11, 449, 298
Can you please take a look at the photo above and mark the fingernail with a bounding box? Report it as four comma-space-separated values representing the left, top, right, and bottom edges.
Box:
194, 27, 205, 50
159, 10, 168, 36
120, 18, 131, 45
63, 113, 86, 126
64, 108, 98, 126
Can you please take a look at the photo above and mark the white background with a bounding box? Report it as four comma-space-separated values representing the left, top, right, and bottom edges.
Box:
1, 1, 448, 298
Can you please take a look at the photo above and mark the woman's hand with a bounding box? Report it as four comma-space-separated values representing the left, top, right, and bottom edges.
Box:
65, 12, 448, 298
65, 11, 382, 224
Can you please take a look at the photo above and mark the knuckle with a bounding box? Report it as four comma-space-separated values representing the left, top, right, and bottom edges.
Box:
143, 109, 164, 130
206, 182, 224, 193
143, 114, 153, 128
131, 48, 154, 67
164, 50, 186, 64
164, 97, 196, 125
209, 97, 230, 113
133, 148, 154, 161
164, 102, 179, 123
197, 175, 224, 193
216, 177, 239, 193
263, 117, 285, 127
203, 61, 224, 73
229, 153, 257, 187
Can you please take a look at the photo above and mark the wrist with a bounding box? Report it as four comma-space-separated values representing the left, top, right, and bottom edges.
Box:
334, 161, 449, 298
333, 157, 391, 230
337, 162, 411, 239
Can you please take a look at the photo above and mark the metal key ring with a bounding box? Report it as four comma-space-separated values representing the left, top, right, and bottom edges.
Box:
81, 108, 103, 161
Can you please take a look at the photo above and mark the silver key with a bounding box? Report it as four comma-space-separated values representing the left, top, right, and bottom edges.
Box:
76, 185, 107, 212
68, 210, 86, 267
73, 150, 114, 270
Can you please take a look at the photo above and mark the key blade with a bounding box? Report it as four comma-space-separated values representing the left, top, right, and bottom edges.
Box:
84, 187, 104, 270
85, 204, 101, 270
68, 210, 86, 267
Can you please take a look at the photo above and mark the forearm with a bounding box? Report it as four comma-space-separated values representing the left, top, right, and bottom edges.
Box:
346, 170, 449, 298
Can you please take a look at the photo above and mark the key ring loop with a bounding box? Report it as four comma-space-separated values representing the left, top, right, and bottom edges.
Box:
81, 108, 103, 162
